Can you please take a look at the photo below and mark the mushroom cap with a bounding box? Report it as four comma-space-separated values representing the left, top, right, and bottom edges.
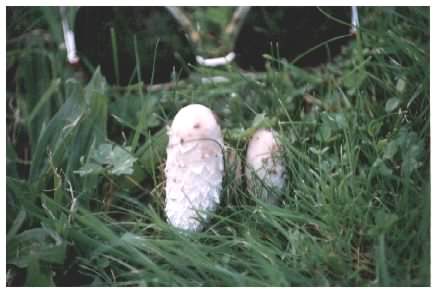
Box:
245, 129, 285, 203
168, 104, 222, 146
165, 104, 224, 232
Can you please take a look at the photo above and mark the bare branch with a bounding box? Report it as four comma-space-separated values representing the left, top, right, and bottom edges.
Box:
165, 7, 200, 48
225, 7, 251, 48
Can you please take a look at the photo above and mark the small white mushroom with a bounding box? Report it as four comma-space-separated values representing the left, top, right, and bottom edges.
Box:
165, 104, 224, 232
245, 129, 285, 203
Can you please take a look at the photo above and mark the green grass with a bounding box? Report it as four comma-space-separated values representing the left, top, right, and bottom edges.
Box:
6, 7, 429, 286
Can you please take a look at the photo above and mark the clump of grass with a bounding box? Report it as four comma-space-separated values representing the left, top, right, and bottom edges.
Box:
7, 7, 429, 286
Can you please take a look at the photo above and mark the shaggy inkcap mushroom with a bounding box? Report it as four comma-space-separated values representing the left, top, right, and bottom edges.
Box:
165, 104, 224, 232
245, 129, 286, 203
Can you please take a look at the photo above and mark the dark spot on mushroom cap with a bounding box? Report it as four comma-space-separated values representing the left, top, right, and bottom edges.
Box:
193, 123, 200, 129
180, 138, 184, 144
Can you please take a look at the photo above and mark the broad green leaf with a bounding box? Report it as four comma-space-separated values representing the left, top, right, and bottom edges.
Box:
93, 144, 114, 165
76, 143, 137, 176
316, 124, 332, 142
110, 145, 138, 175
402, 144, 423, 176
29, 68, 109, 182
396, 127, 424, 176
334, 113, 348, 129
251, 113, 268, 128
385, 97, 400, 113
372, 158, 393, 177
396, 78, 406, 93
74, 162, 104, 176
29, 85, 84, 181
368, 120, 383, 137
383, 140, 399, 160
110, 95, 160, 131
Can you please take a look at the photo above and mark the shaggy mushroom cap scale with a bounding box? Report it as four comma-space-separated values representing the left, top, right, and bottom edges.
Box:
245, 129, 285, 203
165, 104, 224, 232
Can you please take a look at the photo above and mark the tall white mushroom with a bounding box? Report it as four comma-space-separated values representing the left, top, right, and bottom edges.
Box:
165, 104, 224, 232
245, 129, 286, 204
